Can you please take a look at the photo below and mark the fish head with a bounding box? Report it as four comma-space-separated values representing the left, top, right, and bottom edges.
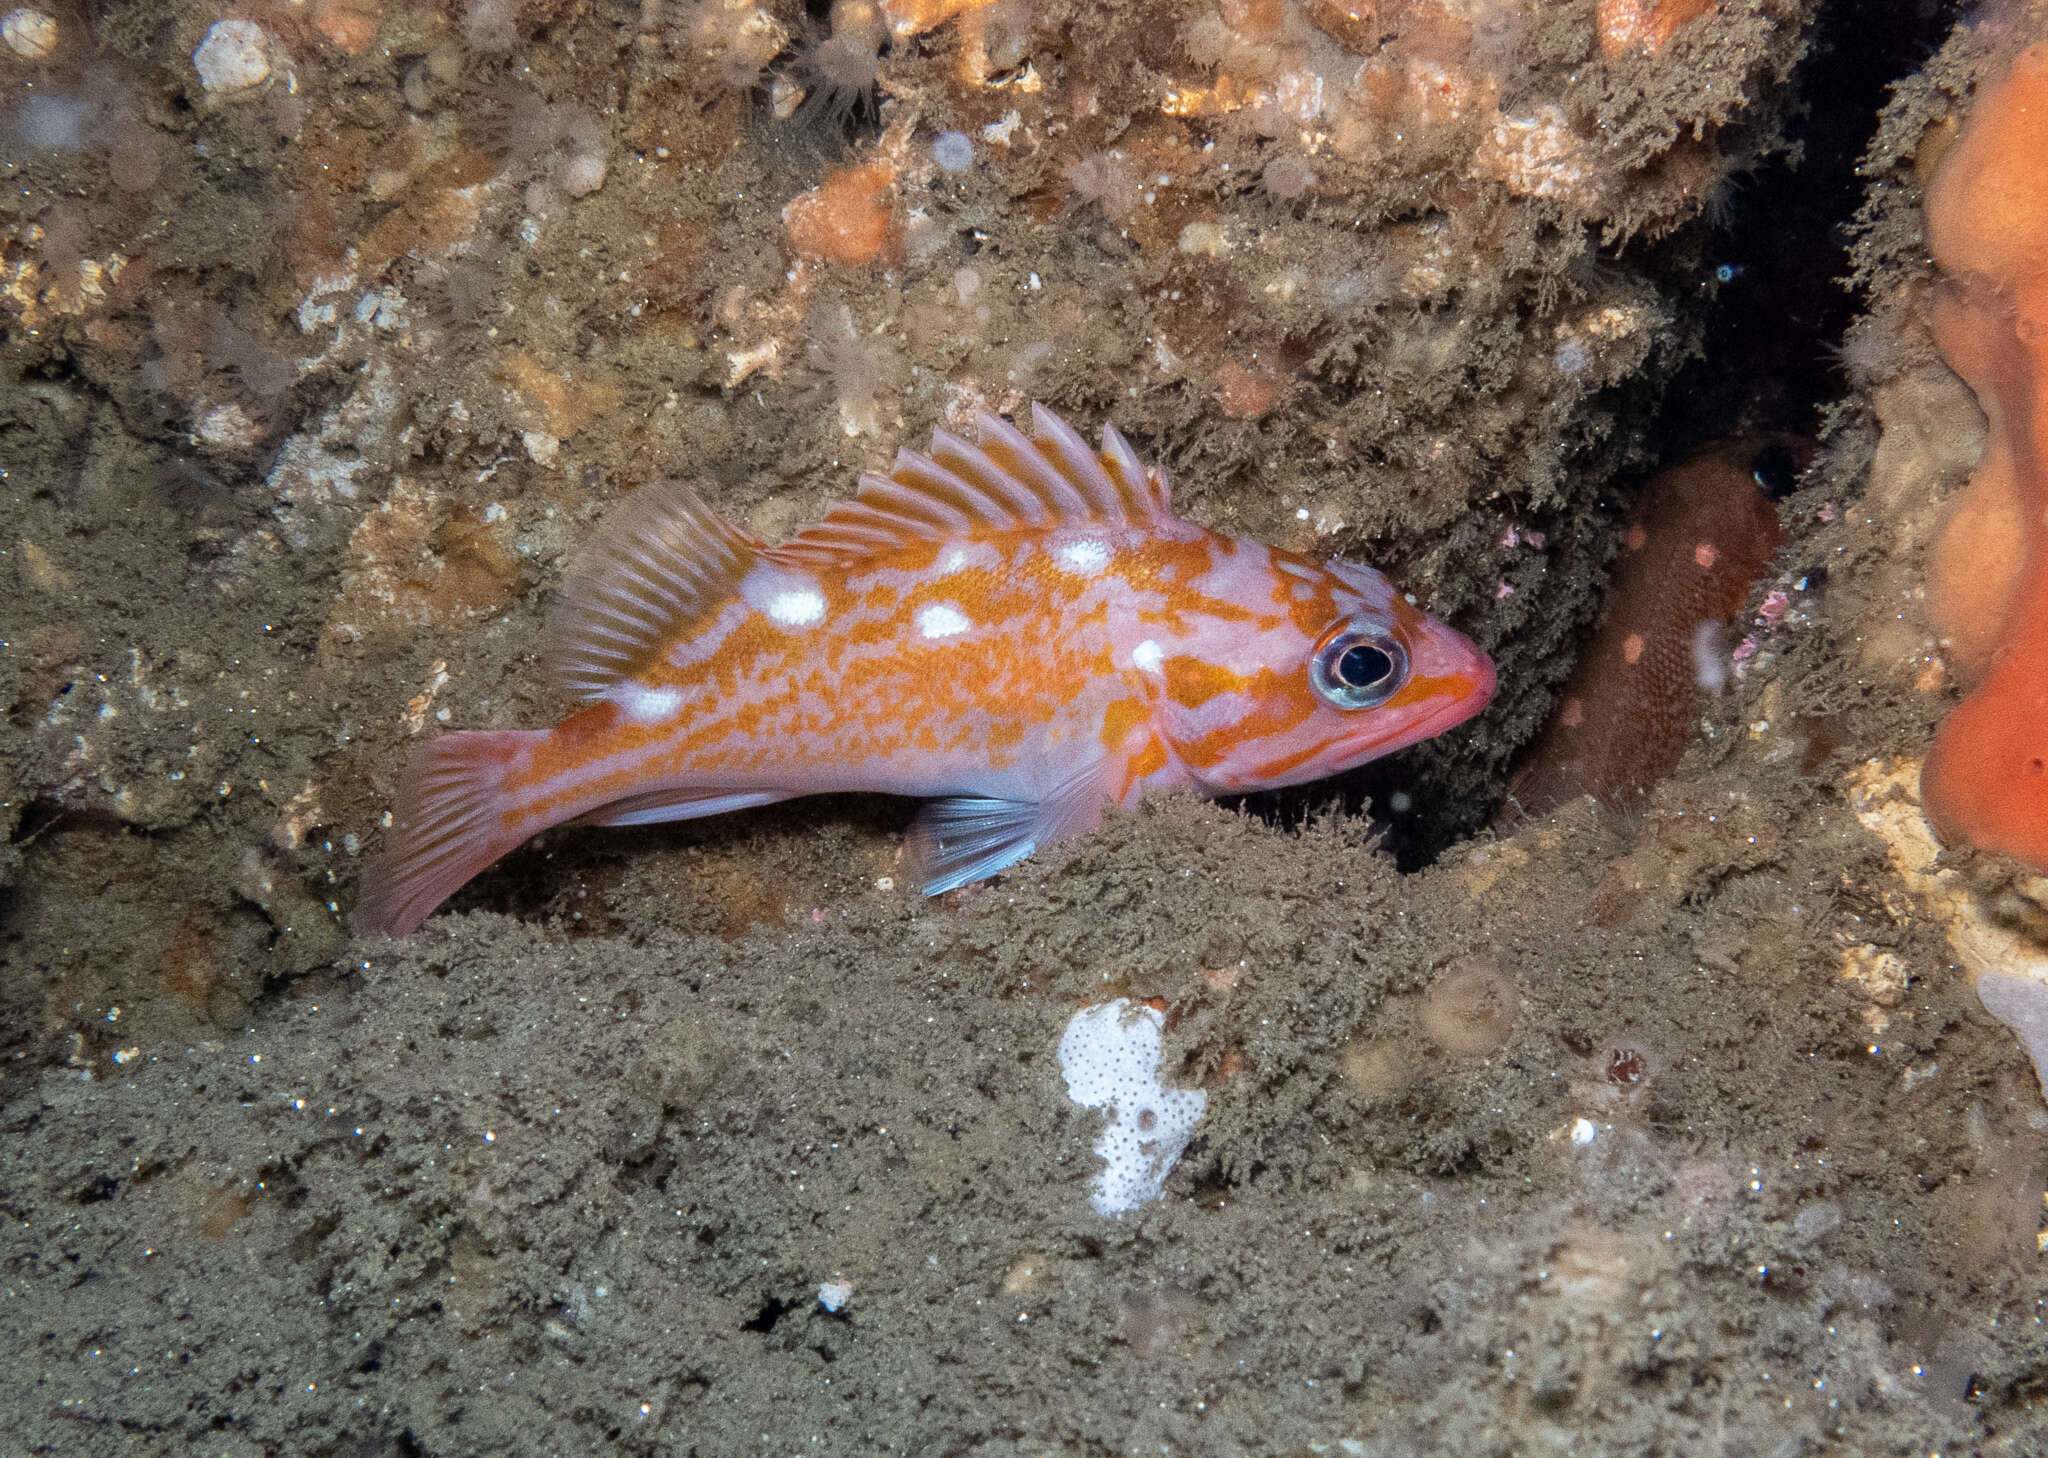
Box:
1159, 553, 1495, 795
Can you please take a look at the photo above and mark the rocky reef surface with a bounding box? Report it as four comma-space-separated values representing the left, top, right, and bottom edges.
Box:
3, 0, 2045, 1453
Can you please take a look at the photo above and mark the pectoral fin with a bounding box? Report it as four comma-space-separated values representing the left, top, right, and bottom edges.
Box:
907, 763, 1110, 895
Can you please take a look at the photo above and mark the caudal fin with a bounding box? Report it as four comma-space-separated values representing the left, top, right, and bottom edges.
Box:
351, 730, 543, 937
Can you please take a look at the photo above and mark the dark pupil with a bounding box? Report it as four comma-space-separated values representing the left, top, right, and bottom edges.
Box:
1337, 643, 1394, 688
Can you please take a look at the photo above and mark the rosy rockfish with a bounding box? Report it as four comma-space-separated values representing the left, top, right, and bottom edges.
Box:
353, 405, 1495, 935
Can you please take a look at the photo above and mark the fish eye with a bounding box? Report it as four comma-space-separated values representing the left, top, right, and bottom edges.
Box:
1311, 629, 1408, 709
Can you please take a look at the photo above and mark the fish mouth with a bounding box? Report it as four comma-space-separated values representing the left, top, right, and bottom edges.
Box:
1361, 676, 1491, 761
1412, 643, 1495, 736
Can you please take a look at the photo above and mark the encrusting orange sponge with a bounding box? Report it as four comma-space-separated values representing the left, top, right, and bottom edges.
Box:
1918, 43, 2048, 866
1596, 0, 1717, 57
783, 161, 898, 267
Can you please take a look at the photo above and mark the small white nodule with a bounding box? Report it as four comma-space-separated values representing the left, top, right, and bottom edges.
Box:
3, 8, 59, 60
193, 19, 272, 95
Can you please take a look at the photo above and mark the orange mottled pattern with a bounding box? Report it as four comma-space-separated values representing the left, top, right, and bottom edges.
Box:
503, 523, 1282, 827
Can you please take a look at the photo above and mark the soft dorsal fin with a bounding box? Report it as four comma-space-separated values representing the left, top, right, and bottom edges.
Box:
777, 404, 1175, 566
542, 480, 760, 701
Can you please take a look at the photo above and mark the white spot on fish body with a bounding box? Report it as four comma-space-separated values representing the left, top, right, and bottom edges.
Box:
918, 602, 973, 639
768, 589, 826, 626
1131, 639, 1163, 674
940, 547, 969, 574
739, 562, 828, 627
611, 683, 684, 723
1056, 539, 1110, 575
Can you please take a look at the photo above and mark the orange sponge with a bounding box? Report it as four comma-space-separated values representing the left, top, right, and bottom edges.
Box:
1924, 46, 2048, 300
1919, 43, 2048, 864
1923, 574, 2048, 860
1922, 286, 2032, 684
783, 162, 898, 267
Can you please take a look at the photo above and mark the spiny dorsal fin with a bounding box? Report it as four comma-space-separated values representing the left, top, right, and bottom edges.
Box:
542, 480, 759, 701
776, 404, 1175, 566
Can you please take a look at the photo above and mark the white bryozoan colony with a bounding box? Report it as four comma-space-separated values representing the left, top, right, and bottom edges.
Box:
1058, 999, 1208, 1217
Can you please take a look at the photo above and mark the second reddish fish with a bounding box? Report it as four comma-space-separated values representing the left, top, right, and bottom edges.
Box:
1504, 439, 1790, 820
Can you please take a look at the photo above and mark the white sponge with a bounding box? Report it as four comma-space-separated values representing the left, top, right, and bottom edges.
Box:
1058, 999, 1208, 1217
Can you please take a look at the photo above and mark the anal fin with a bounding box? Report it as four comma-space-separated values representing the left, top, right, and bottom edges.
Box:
574, 786, 792, 828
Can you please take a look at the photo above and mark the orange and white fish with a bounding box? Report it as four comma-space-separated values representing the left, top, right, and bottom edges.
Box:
353, 405, 1494, 935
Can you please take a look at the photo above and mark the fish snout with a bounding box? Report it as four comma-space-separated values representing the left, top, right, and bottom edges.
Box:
1254, 615, 1494, 790
1402, 615, 1496, 736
